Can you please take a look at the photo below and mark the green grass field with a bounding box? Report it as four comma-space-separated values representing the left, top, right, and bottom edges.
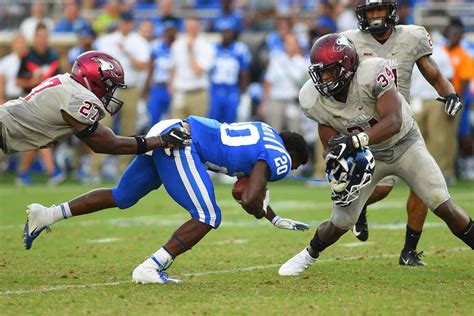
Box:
0, 177, 473, 315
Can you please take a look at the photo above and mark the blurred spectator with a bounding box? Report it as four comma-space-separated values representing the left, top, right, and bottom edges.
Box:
53, 0, 89, 33
209, 17, 251, 123
19, 0, 54, 41
15, 23, 64, 186
67, 26, 97, 68
265, 15, 293, 56
151, 0, 183, 38
336, 0, 358, 32
263, 34, 307, 132
170, 17, 215, 119
92, 0, 121, 35
443, 18, 474, 180
411, 42, 455, 180
210, 0, 244, 33
94, 11, 151, 174
138, 20, 155, 42
0, 33, 28, 104
397, 0, 415, 25
145, 20, 178, 126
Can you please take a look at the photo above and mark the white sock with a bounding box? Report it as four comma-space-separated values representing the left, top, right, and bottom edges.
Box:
142, 247, 173, 270
51, 203, 72, 224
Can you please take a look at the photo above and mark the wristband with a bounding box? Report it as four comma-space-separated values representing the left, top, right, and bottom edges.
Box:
352, 132, 369, 148
135, 136, 148, 154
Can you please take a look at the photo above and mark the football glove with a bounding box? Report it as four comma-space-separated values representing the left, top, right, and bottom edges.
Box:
159, 127, 192, 148
437, 94, 462, 116
328, 135, 356, 160
271, 216, 311, 231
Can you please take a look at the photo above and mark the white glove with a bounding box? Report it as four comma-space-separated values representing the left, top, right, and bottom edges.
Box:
271, 216, 311, 231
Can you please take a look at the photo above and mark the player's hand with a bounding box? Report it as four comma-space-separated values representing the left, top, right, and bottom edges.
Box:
159, 127, 192, 148
271, 216, 311, 231
437, 94, 462, 116
328, 135, 355, 160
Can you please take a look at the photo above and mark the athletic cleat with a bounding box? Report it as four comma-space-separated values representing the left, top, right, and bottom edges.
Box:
399, 249, 427, 266
279, 247, 318, 276
352, 206, 369, 242
23, 203, 51, 250
48, 169, 66, 186
132, 264, 181, 284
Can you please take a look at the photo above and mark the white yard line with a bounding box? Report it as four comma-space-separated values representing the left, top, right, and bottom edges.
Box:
0, 247, 468, 296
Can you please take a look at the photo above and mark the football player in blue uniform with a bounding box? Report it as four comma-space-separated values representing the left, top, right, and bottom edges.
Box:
209, 17, 251, 123
146, 20, 177, 126
24, 116, 310, 284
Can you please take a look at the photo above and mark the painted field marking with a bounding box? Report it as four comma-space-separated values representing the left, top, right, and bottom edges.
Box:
0, 247, 468, 296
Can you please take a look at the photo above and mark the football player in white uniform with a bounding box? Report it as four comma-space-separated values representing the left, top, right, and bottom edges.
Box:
278, 34, 473, 276
340, 0, 462, 265
0, 51, 190, 156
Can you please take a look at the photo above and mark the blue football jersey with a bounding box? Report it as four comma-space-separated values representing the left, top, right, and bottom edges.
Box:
210, 41, 251, 87
150, 39, 172, 85
185, 116, 292, 181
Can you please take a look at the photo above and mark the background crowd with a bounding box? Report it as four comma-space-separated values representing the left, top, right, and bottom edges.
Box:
0, 0, 473, 186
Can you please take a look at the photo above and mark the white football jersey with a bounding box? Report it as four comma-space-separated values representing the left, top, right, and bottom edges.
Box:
341, 25, 433, 103
0, 74, 105, 153
299, 58, 414, 152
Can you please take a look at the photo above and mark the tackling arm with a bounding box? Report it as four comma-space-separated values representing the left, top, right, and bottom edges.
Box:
61, 111, 190, 154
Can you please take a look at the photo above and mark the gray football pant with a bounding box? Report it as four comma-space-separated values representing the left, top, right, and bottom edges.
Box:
330, 137, 450, 230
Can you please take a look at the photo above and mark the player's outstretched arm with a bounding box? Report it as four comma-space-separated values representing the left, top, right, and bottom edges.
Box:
61, 110, 191, 155
417, 55, 461, 116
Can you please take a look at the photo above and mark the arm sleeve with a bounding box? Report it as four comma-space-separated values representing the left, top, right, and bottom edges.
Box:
371, 59, 396, 98
411, 26, 434, 61
258, 147, 292, 182
60, 94, 105, 125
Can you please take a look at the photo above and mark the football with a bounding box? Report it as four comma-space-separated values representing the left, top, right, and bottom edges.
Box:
232, 176, 250, 202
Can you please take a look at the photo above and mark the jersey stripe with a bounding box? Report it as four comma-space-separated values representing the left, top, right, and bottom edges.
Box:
174, 148, 206, 223
183, 146, 218, 227
263, 136, 285, 149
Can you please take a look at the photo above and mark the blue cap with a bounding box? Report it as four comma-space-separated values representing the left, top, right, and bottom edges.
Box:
215, 17, 239, 32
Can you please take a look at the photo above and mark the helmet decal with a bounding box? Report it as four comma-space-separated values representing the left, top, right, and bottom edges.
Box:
334, 36, 352, 52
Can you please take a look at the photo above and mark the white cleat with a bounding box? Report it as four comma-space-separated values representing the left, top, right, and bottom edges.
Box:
132, 264, 181, 284
278, 247, 318, 276
23, 203, 52, 250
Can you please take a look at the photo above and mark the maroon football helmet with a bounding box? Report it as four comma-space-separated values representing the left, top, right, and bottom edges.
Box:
71, 51, 127, 115
308, 34, 359, 97
356, 0, 398, 34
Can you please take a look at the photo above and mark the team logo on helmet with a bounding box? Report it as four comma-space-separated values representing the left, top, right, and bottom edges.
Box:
91, 57, 116, 73
334, 36, 351, 52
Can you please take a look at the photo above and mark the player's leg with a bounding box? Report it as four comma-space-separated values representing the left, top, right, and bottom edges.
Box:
23, 154, 162, 249
353, 177, 394, 242
398, 139, 473, 250
222, 87, 240, 123
399, 190, 429, 266
16, 150, 37, 185
279, 164, 388, 276
132, 146, 221, 284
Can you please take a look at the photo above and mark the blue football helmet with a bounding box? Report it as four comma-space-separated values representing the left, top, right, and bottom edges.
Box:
325, 147, 375, 207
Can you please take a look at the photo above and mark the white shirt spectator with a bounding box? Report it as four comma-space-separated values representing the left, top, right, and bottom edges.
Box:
337, 9, 358, 32
95, 31, 150, 87
411, 45, 453, 100
265, 51, 307, 101
171, 35, 215, 91
0, 52, 23, 98
20, 17, 54, 41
